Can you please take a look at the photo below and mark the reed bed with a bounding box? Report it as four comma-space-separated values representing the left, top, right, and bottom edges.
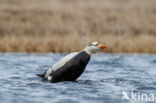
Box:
0, 0, 156, 53
0, 35, 156, 53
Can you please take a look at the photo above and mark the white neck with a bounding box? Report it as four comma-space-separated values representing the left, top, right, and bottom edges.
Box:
83, 46, 96, 54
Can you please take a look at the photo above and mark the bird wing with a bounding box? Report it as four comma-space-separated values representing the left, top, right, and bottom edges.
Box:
45, 52, 78, 78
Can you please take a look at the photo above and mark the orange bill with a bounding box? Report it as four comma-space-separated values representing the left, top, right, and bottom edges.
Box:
98, 45, 107, 49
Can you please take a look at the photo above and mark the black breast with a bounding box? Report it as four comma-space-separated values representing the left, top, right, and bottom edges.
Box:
50, 51, 90, 83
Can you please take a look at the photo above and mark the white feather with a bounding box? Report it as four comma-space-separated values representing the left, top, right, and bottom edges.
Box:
92, 41, 98, 45
45, 52, 78, 78
47, 76, 52, 80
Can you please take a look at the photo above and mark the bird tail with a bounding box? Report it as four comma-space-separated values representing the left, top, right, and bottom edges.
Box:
36, 74, 45, 79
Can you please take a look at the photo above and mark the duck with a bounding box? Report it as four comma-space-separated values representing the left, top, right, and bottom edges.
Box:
36, 41, 106, 83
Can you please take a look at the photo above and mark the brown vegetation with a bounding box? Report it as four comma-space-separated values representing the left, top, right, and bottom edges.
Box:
0, 0, 156, 53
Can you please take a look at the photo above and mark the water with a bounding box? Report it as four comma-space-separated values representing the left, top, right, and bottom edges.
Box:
0, 53, 156, 103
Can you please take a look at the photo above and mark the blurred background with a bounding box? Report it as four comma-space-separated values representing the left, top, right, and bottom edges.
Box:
0, 0, 156, 53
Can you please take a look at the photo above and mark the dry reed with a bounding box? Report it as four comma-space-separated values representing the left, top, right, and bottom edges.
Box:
0, 0, 156, 53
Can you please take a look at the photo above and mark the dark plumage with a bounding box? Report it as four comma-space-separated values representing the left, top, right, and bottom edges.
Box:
36, 41, 106, 83
49, 51, 90, 83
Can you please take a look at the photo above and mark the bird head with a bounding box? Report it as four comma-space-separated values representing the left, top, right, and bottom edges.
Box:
84, 41, 106, 54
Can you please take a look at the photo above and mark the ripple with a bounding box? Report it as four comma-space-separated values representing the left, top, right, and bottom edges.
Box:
151, 59, 156, 63
9, 76, 21, 80
76, 80, 94, 85
136, 86, 156, 90
27, 83, 42, 87
56, 99, 80, 103
0, 53, 156, 103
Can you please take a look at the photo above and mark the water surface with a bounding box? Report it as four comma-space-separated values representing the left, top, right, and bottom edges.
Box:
0, 53, 156, 103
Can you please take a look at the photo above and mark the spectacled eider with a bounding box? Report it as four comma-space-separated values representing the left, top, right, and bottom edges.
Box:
36, 41, 106, 83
